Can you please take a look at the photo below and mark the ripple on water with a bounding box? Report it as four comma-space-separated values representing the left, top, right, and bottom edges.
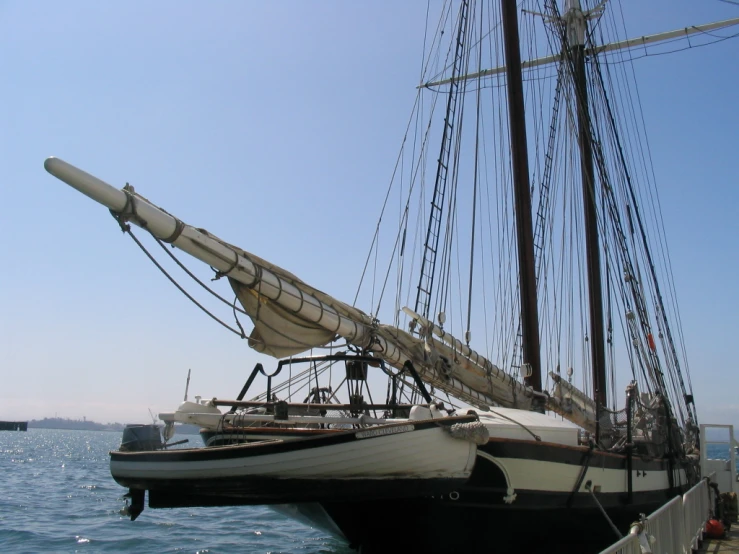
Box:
0, 429, 354, 553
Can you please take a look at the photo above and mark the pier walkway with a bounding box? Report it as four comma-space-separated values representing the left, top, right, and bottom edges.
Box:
699, 526, 739, 553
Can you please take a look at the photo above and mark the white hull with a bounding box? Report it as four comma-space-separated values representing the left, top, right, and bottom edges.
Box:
111, 420, 478, 482
489, 449, 687, 495
470, 407, 691, 498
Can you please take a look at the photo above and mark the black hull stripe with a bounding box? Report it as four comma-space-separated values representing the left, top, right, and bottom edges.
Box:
136, 478, 687, 511
481, 439, 680, 472
142, 477, 468, 507
449, 484, 689, 509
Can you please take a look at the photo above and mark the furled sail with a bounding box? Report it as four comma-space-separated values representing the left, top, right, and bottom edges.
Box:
225, 248, 348, 357
44, 157, 554, 414
231, 279, 336, 358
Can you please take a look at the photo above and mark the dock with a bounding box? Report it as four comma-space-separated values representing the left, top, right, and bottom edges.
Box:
0, 421, 28, 431
699, 526, 739, 553
599, 423, 739, 554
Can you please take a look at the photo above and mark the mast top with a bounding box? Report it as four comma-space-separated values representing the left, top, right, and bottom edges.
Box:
422, 13, 739, 89
563, 0, 607, 47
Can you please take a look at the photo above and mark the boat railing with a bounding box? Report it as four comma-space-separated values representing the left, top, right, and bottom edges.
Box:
211, 399, 421, 412
228, 353, 433, 417
596, 533, 640, 554
683, 474, 716, 551
165, 410, 419, 428
598, 472, 716, 554
160, 399, 463, 430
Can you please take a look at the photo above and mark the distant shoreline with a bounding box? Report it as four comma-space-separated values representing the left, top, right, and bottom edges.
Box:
26, 418, 202, 435
27, 418, 126, 432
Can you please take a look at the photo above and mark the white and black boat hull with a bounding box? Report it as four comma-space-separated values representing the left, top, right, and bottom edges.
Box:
300, 438, 695, 553
111, 416, 479, 507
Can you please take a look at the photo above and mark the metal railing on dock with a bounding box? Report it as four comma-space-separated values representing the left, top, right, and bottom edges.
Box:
597, 533, 641, 554
598, 474, 716, 554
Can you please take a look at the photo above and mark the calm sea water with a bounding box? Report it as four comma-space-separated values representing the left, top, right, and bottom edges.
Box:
0, 429, 354, 554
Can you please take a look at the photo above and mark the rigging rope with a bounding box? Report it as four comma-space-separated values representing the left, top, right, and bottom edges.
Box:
110, 209, 338, 353
110, 210, 247, 339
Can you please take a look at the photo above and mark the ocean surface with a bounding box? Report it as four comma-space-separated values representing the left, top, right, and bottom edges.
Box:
0, 429, 354, 554
1, 429, 734, 554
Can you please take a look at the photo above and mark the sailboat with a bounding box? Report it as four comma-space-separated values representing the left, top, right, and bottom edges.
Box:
44, 1, 738, 552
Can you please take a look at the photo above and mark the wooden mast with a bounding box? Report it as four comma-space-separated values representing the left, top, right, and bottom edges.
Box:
564, 0, 608, 409
501, 0, 543, 397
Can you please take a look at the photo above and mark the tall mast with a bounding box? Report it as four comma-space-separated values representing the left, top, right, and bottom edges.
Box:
501, 0, 542, 396
563, 0, 607, 408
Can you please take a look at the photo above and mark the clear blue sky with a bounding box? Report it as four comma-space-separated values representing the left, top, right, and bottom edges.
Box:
1, 1, 737, 426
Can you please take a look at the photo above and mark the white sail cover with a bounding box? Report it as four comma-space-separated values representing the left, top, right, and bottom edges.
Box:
230, 277, 339, 357
231, 279, 336, 357
225, 245, 373, 358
